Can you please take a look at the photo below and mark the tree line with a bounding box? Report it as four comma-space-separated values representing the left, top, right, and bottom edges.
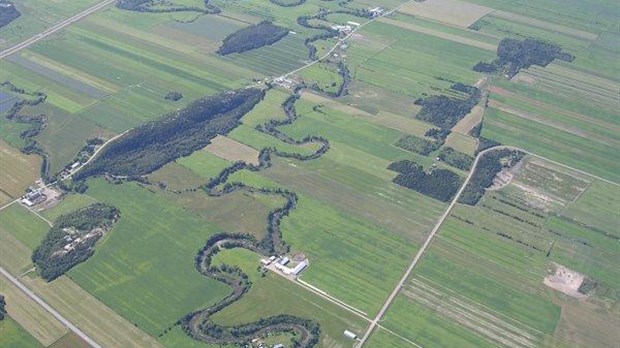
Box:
116, 0, 220, 15
458, 149, 524, 205
473, 38, 575, 78
217, 21, 289, 55
388, 160, 462, 202
415, 83, 481, 129
32, 203, 120, 281
0, 0, 19, 28
75, 87, 265, 179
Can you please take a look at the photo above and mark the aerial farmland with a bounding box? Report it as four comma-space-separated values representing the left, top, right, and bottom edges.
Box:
0, 0, 618, 347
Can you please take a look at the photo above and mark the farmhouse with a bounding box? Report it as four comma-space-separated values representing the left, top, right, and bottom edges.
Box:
331, 25, 353, 35
278, 256, 290, 265
20, 189, 45, 207
368, 7, 385, 17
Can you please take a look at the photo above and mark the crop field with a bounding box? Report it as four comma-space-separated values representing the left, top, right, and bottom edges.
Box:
378, 155, 620, 347
0, 316, 44, 348
0, 0, 103, 49
0, 0, 617, 347
48, 333, 91, 348
399, 0, 494, 28
0, 140, 40, 204
346, 20, 493, 98
0, 273, 68, 346
0, 203, 49, 250
67, 179, 231, 335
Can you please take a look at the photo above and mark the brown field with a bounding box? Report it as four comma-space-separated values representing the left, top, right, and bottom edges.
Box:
205, 135, 260, 165
0, 273, 68, 346
0, 140, 41, 205
444, 132, 478, 155
492, 11, 598, 40
399, 0, 495, 28
49, 332, 91, 348
19, 275, 164, 348
452, 105, 485, 135
378, 17, 497, 51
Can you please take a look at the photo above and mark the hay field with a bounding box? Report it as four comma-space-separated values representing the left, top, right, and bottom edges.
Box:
205, 135, 260, 165
0, 140, 40, 205
399, 0, 495, 28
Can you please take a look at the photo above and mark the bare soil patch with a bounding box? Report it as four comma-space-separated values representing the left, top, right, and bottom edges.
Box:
452, 105, 485, 134
205, 135, 260, 165
399, 0, 495, 28
489, 159, 523, 191
544, 263, 588, 299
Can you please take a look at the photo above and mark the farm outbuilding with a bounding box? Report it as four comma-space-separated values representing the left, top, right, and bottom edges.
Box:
344, 330, 357, 339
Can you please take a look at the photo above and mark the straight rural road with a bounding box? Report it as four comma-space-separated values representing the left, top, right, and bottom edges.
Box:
357, 146, 529, 347
0, 267, 103, 348
0, 0, 116, 59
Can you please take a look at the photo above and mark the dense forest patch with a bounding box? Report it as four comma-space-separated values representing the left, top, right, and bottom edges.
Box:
116, 0, 220, 14
32, 203, 120, 281
458, 148, 523, 205
75, 88, 265, 179
388, 160, 462, 202
415, 83, 480, 129
164, 91, 183, 101
473, 38, 575, 78
438, 147, 474, 170
0, 0, 19, 28
217, 21, 289, 55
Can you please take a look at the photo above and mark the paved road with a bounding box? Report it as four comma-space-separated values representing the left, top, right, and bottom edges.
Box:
0, 267, 103, 348
0, 0, 116, 59
356, 146, 527, 347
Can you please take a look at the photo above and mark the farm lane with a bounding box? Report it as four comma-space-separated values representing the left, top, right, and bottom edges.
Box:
0, 267, 103, 348
0, 0, 117, 59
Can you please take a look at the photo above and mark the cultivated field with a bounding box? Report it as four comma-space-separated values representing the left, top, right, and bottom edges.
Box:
205, 135, 260, 166
399, 0, 495, 28
0, 140, 40, 205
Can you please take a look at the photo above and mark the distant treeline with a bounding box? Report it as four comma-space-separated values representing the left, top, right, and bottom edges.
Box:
75, 88, 265, 179
32, 203, 120, 281
116, 0, 220, 14
0, 0, 20, 28
217, 21, 288, 55
0, 295, 5, 320
389, 160, 462, 202
458, 149, 523, 205
474, 38, 575, 78
415, 83, 480, 129
269, 0, 306, 6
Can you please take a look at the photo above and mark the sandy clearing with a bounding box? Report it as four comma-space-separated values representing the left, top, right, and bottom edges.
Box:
399, 0, 495, 28
543, 263, 588, 299
378, 17, 497, 51
492, 11, 598, 41
205, 135, 260, 165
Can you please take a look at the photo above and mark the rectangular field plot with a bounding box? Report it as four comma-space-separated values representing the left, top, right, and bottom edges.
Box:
348, 21, 493, 98
205, 135, 260, 165
399, 0, 494, 28
0, 140, 40, 204
0, 316, 45, 348
0, 274, 68, 346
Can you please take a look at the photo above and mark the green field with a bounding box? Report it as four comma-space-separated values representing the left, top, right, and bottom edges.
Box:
0, 204, 49, 250
67, 179, 231, 336
0, 316, 45, 348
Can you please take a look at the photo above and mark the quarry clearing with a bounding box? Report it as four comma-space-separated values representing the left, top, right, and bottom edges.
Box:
544, 263, 588, 300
